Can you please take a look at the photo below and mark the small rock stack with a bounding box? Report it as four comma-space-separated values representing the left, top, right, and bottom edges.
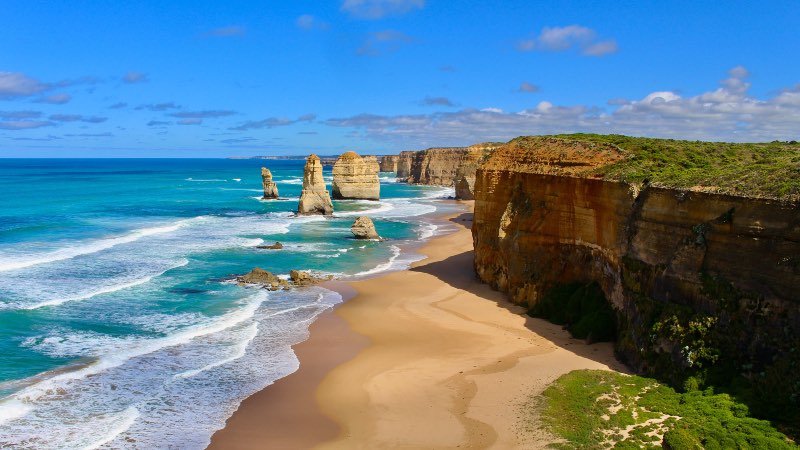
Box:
261, 167, 279, 199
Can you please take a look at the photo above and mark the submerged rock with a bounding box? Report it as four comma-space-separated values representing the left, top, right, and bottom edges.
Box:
237, 267, 289, 291
256, 241, 283, 250
297, 154, 334, 215
351, 216, 381, 240
332, 151, 380, 200
261, 167, 279, 199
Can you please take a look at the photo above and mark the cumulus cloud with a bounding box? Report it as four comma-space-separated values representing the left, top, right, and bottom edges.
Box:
357, 30, 415, 56
123, 72, 148, 84
169, 110, 236, 119
296, 14, 329, 31
518, 25, 617, 56
341, 0, 425, 19
203, 26, 247, 37
0, 72, 50, 99
325, 67, 800, 145
420, 96, 455, 107
35, 93, 72, 104
136, 102, 180, 111
49, 114, 107, 123
230, 113, 316, 131
518, 82, 540, 93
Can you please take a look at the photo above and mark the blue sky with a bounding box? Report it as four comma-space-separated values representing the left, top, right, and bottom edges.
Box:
2, 0, 799, 157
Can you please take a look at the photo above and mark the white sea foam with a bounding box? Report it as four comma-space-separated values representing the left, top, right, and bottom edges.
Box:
0, 400, 32, 426
348, 245, 423, 279
232, 178, 241, 182
174, 322, 259, 379
10, 291, 269, 406
12, 258, 190, 311
0, 218, 199, 273
78, 406, 139, 450
418, 223, 439, 240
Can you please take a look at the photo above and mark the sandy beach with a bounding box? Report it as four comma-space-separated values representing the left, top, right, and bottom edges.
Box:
210, 203, 626, 449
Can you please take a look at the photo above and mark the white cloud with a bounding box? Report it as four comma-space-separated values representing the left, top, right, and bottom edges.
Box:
123, 72, 148, 84
518, 25, 618, 57
203, 26, 247, 37
0, 72, 50, 99
357, 30, 415, 56
325, 67, 800, 145
0, 120, 53, 130
518, 82, 540, 93
36, 93, 72, 104
296, 15, 329, 31
341, 0, 425, 19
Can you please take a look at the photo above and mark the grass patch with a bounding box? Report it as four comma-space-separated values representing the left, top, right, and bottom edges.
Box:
534, 370, 796, 449
528, 282, 616, 343
526, 134, 800, 200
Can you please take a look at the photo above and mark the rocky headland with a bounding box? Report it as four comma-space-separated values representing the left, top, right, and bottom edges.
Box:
297, 154, 334, 215
332, 151, 380, 200
471, 134, 800, 421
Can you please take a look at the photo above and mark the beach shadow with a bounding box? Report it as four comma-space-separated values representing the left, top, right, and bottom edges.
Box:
448, 212, 474, 230
411, 250, 630, 372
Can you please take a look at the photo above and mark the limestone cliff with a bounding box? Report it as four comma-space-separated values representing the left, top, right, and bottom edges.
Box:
379, 155, 399, 172
398, 144, 500, 194
260, 167, 279, 199
297, 154, 334, 215
472, 136, 800, 414
395, 151, 416, 180
363, 155, 381, 175
331, 151, 380, 200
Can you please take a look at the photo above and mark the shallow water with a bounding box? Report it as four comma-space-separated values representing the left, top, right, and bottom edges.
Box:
0, 158, 455, 449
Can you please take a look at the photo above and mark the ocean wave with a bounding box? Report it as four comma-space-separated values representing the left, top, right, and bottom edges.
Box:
0, 218, 201, 273
9, 258, 191, 311
9, 291, 270, 408
174, 322, 259, 380
184, 178, 227, 182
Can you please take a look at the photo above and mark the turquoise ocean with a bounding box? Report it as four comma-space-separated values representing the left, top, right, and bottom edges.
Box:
0, 158, 456, 449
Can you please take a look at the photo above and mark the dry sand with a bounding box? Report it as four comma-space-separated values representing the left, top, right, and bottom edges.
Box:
210, 203, 625, 449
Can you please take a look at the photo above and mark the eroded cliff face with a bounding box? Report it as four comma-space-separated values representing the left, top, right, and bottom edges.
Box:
379, 155, 399, 172
473, 137, 800, 410
332, 151, 380, 200
395, 151, 416, 180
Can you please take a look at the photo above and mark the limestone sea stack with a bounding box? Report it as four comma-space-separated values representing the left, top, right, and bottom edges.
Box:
351, 216, 381, 240
261, 167, 279, 199
331, 151, 380, 200
297, 154, 334, 215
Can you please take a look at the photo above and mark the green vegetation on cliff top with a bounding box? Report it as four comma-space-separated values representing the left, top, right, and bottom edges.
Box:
519, 134, 800, 200
531, 370, 795, 449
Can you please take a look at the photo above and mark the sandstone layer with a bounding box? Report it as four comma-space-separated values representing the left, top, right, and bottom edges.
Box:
261, 167, 279, 199
331, 151, 380, 201
298, 154, 334, 215
379, 155, 399, 172
472, 136, 800, 414
350, 216, 380, 240
399, 143, 500, 196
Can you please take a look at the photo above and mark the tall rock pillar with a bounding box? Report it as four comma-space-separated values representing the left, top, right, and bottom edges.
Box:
297, 154, 334, 215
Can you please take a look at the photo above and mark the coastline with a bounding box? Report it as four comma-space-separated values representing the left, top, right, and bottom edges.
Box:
209, 201, 627, 449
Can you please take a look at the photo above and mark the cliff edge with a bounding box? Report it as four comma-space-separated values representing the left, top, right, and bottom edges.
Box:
473, 135, 800, 419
